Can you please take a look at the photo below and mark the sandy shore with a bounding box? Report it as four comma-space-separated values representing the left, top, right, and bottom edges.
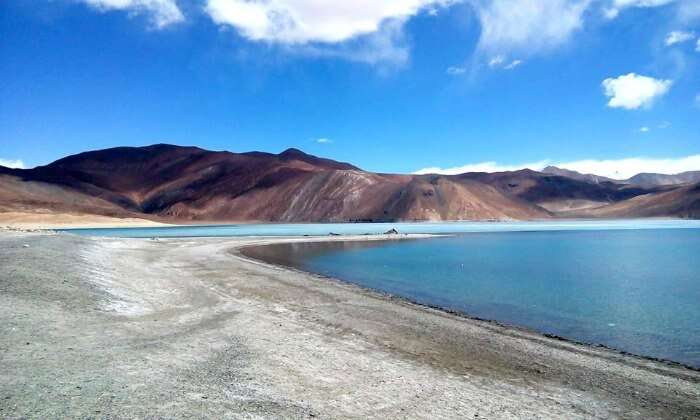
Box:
1, 232, 699, 419
0, 211, 171, 229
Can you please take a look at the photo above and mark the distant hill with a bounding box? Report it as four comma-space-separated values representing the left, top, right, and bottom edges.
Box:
543, 165, 700, 187
1, 144, 698, 222
626, 171, 700, 187
541, 166, 617, 185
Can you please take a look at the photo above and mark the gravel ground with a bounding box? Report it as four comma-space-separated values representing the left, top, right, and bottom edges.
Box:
1, 232, 699, 419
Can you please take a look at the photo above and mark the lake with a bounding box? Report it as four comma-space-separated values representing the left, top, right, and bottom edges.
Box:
59, 219, 700, 237
64, 220, 700, 367
243, 227, 700, 368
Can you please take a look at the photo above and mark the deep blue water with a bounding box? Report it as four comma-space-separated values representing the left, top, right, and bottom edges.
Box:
245, 228, 700, 368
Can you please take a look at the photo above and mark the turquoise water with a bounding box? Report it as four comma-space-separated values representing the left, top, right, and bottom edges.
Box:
64, 220, 700, 367
60, 219, 700, 237
244, 228, 700, 368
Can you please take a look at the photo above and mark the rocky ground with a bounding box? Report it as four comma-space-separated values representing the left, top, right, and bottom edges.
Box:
1, 232, 699, 419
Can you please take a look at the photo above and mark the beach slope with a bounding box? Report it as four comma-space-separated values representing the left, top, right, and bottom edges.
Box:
1, 232, 698, 418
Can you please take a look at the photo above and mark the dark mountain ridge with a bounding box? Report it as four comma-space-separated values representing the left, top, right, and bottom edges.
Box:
1, 144, 698, 222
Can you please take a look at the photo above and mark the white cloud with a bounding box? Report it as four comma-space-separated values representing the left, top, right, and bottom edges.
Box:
297, 19, 412, 65
414, 155, 700, 179
0, 158, 25, 169
488, 55, 506, 68
315, 138, 333, 144
205, 0, 453, 44
612, 0, 674, 8
202, 0, 598, 64
446, 66, 467, 75
639, 126, 650, 132
603, 7, 620, 19
602, 73, 672, 110
697, 37, 700, 51
487, 54, 523, 70
474, 0, 591, 56
695, 92, 700, 106
665, 30, 696, 45
204, 0, 460, 65
80, 0, 184, 28
503, 59, 523, 69
605, 0, 675, 19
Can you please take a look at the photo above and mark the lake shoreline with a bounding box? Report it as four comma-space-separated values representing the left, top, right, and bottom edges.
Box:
2, 231, 699, 418
238, 238, 700, 374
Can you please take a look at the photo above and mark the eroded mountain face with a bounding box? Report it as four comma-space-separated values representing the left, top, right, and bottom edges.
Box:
1, 144, 698, 222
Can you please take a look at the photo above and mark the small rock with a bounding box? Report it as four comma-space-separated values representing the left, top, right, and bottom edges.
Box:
384, 228, 399, 235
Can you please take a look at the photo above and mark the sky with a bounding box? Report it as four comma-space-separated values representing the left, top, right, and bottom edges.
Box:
1, 0, 699, 179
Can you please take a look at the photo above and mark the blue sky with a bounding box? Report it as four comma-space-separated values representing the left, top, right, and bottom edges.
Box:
1, 0, 699, 178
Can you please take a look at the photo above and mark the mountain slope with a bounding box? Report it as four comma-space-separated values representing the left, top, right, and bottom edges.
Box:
1, 144, 697, 222
626, 171, 700, 187
542, 166, 616, 184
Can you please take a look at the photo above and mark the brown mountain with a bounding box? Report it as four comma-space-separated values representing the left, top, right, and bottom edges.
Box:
1, 144, 698, 222
541, 166, 617, 184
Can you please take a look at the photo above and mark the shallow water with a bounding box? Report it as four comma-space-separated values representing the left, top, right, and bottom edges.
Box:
244, 228, 700, 368
60, 219, 700, 238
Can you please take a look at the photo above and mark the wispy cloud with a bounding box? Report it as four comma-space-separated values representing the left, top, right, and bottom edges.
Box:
665, 30, 696, 46
79, 0, 184, 28
0, 158, 25, 169
315, 138, 333, 144
414, 155, 700, 179
474, 0, 591, 57
446, 66, 467, 75
487, 55, 523, 70
503, 59, 523, 69
602, 73, 672, 110
639, 126, 650, 132
605, 0, 675, 21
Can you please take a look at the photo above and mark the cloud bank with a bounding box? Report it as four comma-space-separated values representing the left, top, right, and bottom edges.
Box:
71, 0, 696, 66
414, 154, 700, 179
602, 73, 672, 109
0, 158, 25, 169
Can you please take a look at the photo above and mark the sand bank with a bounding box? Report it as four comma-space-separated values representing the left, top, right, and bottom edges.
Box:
0, 211, 173, 229
1, 232, 698, 418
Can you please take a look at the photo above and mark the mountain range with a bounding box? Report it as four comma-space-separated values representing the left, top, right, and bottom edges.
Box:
1, 144, 698, 222
542, 166, 700, 187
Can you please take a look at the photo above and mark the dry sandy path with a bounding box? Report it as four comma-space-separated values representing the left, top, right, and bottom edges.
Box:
1, 232, 699, 419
